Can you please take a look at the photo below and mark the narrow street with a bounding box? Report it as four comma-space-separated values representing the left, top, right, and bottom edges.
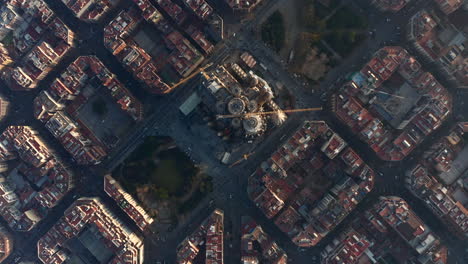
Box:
1, 0, 467, 263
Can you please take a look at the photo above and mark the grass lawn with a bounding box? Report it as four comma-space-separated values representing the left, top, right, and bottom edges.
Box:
324, 5, 368, 57
324, 31, 366, 56
295, 0, 367, 60
113, 136, 214, 223
117, 136, 197, 197
152, 159, 185, 194
261, 11, 285, 52
327, 6, 368, 30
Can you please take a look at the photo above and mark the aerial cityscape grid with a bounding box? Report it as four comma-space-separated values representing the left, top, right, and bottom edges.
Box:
0, 0, 467, 263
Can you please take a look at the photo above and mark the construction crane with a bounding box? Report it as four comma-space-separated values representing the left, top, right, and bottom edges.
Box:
229, 152, 254, 168
216, 107, 323, 119
170, 62, 213, 89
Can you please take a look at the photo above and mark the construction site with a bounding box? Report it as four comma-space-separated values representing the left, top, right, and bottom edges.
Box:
203, 63, 286, 138
176, 50, 323, 172
185, 53, 319, 143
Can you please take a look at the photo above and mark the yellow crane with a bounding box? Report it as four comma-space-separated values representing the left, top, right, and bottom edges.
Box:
216, 107, 323, 119
229, 152, 254, 168
170, 62, 213, 89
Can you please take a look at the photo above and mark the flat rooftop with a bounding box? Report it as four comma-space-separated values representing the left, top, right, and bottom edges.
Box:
439, 144, 468, 185
65, 224, 115, 264
372, 77, 422, 128
79, 225, 115, 263
65, 237, 100, 264
76, 86, 134, 148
